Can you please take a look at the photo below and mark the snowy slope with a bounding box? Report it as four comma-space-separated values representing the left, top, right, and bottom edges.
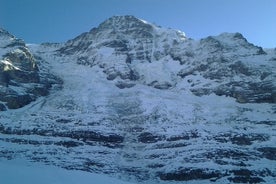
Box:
0, 159, 134, 184
0, 15, 276, 184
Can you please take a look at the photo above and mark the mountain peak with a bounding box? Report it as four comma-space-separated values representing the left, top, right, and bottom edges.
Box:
99, 15, 150, 26
102, 15, 143, 23
0, 28, 14, 38
97, 15, 154, 34
60, 15, 186, 55
199, 32, 266, 55
0, 28, 16, 45
215, 32, 247, 41
0, 28, 26, 49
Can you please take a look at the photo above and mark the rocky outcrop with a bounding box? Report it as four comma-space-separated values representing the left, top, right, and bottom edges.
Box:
0, 29, 61, 110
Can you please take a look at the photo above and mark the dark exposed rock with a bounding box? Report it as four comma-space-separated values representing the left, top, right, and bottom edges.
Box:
213, 133, 269, 146
190, 88, 213, 96
230, 134, 269, 146
269, 57, 276, 61
83, 159, 105, 169
138, 132, 163, 143
228, 169, 265, 183
257, 147, 276, 160
1, 94, 33, 109
7, 69, 40, 83
255, 121, 276, 126
203, 149, 252, 160
0, 138, 43, 145
107, 74, 118, 81
27, 84, 50, 96
0, 71, 9, 86
159, 168, 223, 181
229, 61, 252, 76
0, 124, 124, 147
154, 82, 172, 90
101, 40, 128, 52
59, 130, 124, 144
0, 103, 6, 111
152, 142, 189, 149
177, 68, 195, 78
77, 56, 91, 66
115, 81, 136, 89
149, 81, 173, 90
55, 141, 84, 148
167, 130, 200, 141
228, 176, 264, 183
119, 69, 139, 81
147, 163, 164, 169
104, 67, 139, 82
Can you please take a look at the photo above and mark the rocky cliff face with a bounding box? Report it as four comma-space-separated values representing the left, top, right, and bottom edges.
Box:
0, 16, 275, 183
0, 29, 61, 110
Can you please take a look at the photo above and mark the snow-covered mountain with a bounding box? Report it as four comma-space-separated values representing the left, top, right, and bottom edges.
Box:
0, 15, 275, 183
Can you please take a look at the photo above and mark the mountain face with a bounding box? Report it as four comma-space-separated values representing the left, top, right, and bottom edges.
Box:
59, 15, 275, 103
0, 15, 276, 183
0, 28, 61, 110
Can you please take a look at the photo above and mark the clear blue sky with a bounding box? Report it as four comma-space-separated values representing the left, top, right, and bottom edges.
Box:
0, 0, 275, 48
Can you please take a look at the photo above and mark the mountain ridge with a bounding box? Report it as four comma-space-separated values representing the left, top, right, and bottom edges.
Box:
0, 15, 275, 184
55, 15, 275, 104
